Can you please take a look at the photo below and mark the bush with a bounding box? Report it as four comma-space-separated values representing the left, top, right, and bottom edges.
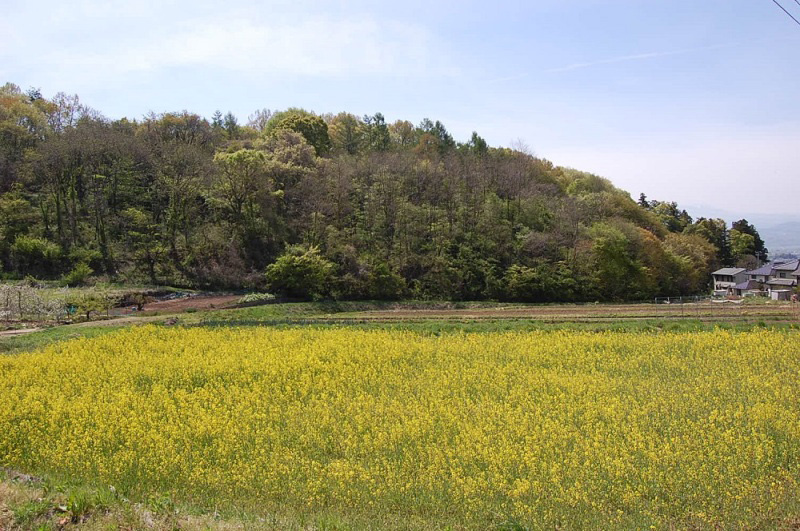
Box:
265, 245, 335, 300
64, 291, 118, 320
10, 236, 62, 278
61, 263, 93, 287
68, 247, 104, 272
365, 263, 406, 300
503, 262, 577, 302
237, 292, 276, 305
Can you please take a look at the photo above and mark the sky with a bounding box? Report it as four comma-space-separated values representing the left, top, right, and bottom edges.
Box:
2, 0, 800, 218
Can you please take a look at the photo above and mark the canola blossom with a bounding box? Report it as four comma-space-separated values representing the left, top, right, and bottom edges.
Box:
1, 327, 799, 528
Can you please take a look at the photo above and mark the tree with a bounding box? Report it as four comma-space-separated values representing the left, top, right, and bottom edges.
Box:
663, 232, 717, 294
328, 112, 364, 155
363, 113, 390, 152
685, 218, 731, 267
0, 185, 37, 269
264, 109, 331, 155
465, 131, 488, 156
47, 92, 92, 133
588, 222, 644, 300
389, 120, 415, 148
418, 118, 455, 154
364, 262, 406, 300
64, 291, 115, 320
0, 81, 732, 298
139, 111, 214, 270
731, 219, 768, 262
247, 108, 273, 132
223, 111, 240, 139
0, 82, 50, 189
503, 261, 576, 301
729, 229, 756, 264
265, 245, 335, 299
11, 236, 62, 278
210, 148, 283, 264
211, 110, 224, 131
646, 200, 692, 233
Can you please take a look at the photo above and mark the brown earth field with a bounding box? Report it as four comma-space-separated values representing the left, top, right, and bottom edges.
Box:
333, 302, 800, 323
112, 294, 241, 315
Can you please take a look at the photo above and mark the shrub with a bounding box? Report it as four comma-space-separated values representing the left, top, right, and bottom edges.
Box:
265, 246, 335, 300
503, 261, 577, 302
64, 291, 117, 320
10, 236, 62, 278
61, 263, 93, 287
237, 292, 276, 305
365, 262, 406, 300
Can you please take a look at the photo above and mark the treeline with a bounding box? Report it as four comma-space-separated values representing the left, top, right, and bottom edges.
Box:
0, 82, 767, 301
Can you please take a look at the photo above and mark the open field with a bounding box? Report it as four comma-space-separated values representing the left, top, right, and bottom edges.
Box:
2, 326, 800, 529
194, 299, 800, 325
1, 298, 798, 356
297, 301, 800, 326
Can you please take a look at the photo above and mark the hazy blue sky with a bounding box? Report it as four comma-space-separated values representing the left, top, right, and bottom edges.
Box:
3, 0, 799, 217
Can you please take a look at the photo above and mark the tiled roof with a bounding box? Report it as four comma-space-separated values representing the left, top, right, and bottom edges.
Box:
773, 260, 800, 271
746, 263, 776, 276
766, 278, 797, 287
733, 280, 762, 290
712, 267, 746, 276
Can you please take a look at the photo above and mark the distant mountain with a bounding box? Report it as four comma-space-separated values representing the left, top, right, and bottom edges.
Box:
759, 222, 800, 256
681, 204, 800, 257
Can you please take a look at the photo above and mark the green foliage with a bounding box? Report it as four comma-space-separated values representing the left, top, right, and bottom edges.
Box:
638, 195, 693, 233
10, 236, 62, 277
265, 109, 331, 155
67, 247, 103, 272
364, 262, 406, 300
10, 499, 52, 527
731, 218, 768, 262
685, 218, 731, 266
0, 82, 757, 300
729, 229, 755, 263
64, 291, 117, 320
60, 262, 93, 287
328, 112, 364, 155
265, 245, 336, 300
588, 222, 644, 300
503, 262, 577, 302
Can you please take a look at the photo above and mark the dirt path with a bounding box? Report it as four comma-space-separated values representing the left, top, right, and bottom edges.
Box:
2, 295, 242, 335
0, 328, 39, 337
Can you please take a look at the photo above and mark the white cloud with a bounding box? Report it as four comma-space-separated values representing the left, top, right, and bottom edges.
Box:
544, 43, 736, 74
18, 10, 445, 81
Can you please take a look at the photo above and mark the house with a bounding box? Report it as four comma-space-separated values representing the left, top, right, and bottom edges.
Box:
745, 263, 774, 284
717, 260, 799, 299
772, 259, 799, 279
711, 267, 748, 296
766, 259, 799, 300
732, 279, 763, 297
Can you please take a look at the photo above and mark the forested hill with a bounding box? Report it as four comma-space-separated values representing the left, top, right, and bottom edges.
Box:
0, 83, 768, 301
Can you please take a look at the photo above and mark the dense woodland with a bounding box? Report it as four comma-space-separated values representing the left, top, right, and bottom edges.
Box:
0, 82, 768, 301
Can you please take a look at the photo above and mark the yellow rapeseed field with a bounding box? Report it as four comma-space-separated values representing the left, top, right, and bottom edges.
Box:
1, 327, 799, 528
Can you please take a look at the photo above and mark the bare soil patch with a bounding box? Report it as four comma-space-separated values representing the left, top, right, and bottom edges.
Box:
114, 294, 240, 315
345, 302, 797, 322
0, 328, 39, 338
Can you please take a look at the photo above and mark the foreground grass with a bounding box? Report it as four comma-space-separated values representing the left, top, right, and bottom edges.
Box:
2, 326, 800, 528
0, 325, 124, 355
0, 468, 307, 530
